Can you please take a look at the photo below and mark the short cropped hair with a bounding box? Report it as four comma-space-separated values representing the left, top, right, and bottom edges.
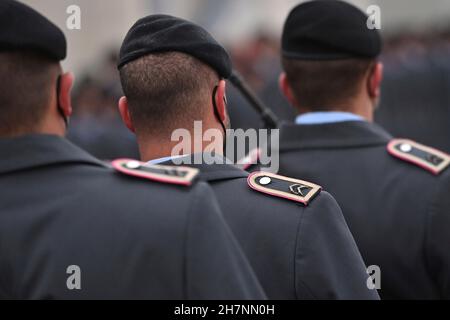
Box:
282, 58, 374, 111
119, 52, 219, 136
0, 52, 59, 135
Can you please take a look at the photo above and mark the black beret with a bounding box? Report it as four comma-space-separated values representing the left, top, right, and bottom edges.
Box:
118, 14, 232, 78
282, 0, 382, 60
0, 0, 66, 61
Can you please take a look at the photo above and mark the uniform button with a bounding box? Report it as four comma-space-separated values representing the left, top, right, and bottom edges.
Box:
400, 144, 412, 153
259, 176, 272, 185
126, 161, 141, 169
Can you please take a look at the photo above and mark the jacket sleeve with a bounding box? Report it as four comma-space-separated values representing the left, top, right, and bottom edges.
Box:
426, 174, 450, 299
184, 182, 266, 300
295, 191, 380, 300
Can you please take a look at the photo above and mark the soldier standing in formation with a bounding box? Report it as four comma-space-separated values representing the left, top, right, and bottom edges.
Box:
116, 14, 379, 300
249, 0, 450, 299
0, 0, 265, 300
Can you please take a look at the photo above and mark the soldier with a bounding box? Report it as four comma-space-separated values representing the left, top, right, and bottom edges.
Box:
251, 0, 450, 299
116, 14, 379, 300
0, 0, 265, 300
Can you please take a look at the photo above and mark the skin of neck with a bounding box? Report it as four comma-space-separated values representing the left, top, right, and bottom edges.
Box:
137, 111, 225, 162
33, 67, 69, 137
297, 88, 376, 123
2, 97, 66, 139
5, 69, 71, 139
36, 108, 67, 137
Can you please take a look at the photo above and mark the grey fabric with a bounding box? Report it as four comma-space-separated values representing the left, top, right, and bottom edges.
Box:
162, 156, 379, 300
261, 121, 450, 299
0, 135, 265, 300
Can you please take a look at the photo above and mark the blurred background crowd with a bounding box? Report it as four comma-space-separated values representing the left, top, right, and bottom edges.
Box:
22, 0, 450, 159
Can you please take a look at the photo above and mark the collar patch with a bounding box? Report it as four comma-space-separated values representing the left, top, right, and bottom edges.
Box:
112, 159, 199, 186
247, 171, 322, 206
387, 139, 450, 175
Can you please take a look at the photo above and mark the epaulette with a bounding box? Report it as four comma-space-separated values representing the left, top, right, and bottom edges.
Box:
387, 139, 450, 175
112, 159, 199, 186
247, 172, 322, 206
235, 148, 261, 171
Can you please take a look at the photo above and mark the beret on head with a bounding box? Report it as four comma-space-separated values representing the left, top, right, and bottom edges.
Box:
118, 14, 232, 78
282, 0, 382, 60
0, 0, 66, 61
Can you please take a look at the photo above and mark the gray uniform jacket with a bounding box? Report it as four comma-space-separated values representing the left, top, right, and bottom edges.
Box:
0, 135, 265, 300
252, 120, 450, 299
161, 156, 379, 300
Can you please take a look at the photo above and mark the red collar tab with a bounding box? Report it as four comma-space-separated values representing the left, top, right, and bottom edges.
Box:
112, 159, 199, 186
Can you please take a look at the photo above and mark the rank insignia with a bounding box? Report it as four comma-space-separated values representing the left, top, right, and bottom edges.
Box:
112, 159, 199, 186
387, 139, 450, 175
247, 172, 322, 206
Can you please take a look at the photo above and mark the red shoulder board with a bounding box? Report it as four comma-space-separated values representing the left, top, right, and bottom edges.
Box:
247, 171, 322, 206
387, 139, 450, 175
112, 159, 199, 186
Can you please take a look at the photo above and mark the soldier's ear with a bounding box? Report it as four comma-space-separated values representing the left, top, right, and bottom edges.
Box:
58, 72, 74, 120
118, 96, 135, 133
279, 73, 298, 107
214, 80, 227, 123
367, 62, 383, 99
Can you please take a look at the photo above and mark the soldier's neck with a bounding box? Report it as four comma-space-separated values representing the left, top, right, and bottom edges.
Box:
298, 96, 374, 122
0, 119, 65, 139
138, 135, 224, 163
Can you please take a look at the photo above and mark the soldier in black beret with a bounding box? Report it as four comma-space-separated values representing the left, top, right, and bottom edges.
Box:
249, 0, 450, 299
117, 14, 379, 300
0, 0, 265, 299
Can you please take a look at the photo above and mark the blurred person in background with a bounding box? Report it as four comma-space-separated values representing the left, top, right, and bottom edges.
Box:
67, 51, 139, 160
376, 31, 450, 152
227, 33, 295, 131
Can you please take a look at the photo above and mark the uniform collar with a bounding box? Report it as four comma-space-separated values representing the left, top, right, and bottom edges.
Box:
147, 154, 188, 165
153, 153, 248, 182
0, 134, 106, 175
295, 111, 365, 125
280, 121, 393, 151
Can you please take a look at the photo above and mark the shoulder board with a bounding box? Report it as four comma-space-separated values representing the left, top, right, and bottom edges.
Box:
236, 148, 261, 171
111, 159, 199, 186
247, 171, 322, 206
387, 139, 450, 175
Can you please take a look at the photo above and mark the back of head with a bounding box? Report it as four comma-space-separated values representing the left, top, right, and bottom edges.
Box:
118, 14, 232, 138
0, 0, 66, 136
281, 0, 382, 111
0, 51, 59, 135
282, 58, 374, 110
119, 52, 219, 137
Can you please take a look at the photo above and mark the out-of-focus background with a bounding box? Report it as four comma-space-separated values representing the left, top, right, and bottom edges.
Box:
22, 0, 450, 158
